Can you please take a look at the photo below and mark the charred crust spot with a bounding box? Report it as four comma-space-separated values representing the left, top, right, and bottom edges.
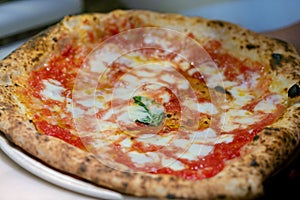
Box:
214, 85, 231, 95
91, 177, 99, 184
259, 169, 266, 176
216, 194, 226, 199
270, 53, 283, 69
35, 134, 41, 140
80, 163, 87, 172
207, 20, 224, 27
253, 135, 259, 141
31, 57, 39, 62
288, 83, 300, 98
273, 38, 293, 52
246, 44, 260, 50
85, 157, 91, 163
31, 53, 43, 63
169, 176, 176, 181
291, 138, 297, 145
155, 176, 163, 182
36, 31, 47, 38
122, 182, 128, 188
123, 171, 132, 177
250, 159, 259, 167
29, 119, 33, 123
52, 37, 58, 42
264, 130, 272, 136
166, 194, 176, 199
5, 133, 13, 142
264, 127, 280, 132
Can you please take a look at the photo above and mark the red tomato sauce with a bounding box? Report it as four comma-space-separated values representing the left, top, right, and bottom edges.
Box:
17, 37, 285, 180
35, 120, 86, 150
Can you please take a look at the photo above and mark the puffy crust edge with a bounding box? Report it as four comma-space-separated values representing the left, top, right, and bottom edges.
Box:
0, 10, 299, 200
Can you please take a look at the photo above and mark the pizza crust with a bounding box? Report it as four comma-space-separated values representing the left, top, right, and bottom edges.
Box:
0, 10, 300, 199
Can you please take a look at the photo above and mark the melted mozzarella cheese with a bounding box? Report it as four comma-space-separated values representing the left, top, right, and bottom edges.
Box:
178, 143, 214, 160
190, 129, 233, 145
197, 102, 218, 115
136, 133, 174, 146
254, 95, 283, 113
159, 92, 171, 103
161, 74, 175, 84
270, 74, 295, 94
41, 79, 65, 102
119, 137, 133, 149
215, 134, 234, 144
229, 84, 254, 107
220, 109, 260, 132
161, 156, 185, 170
128, 151, 159, 167
198, 63, 225, 88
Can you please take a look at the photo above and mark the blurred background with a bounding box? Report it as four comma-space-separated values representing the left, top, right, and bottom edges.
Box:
0, 0, 299, 58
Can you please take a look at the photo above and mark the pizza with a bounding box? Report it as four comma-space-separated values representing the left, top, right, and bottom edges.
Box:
0, 9, 300, 199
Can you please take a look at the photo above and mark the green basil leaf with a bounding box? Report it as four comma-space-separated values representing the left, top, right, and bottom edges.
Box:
132, 96, 165, 126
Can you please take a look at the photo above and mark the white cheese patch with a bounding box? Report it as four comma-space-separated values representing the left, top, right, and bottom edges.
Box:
178, 143, 213, 160
120, 137, 133, 149
220, 109, 260, 132
159, 92, 170, 103
88, 44, 123, 73
67, 103, 85, 117
187, 67, 199, 77
97, 121, 119, 132
93, 133, 123, 149
229, 84, 254, 107
41, 79, 65, 102
248, 73, 260, 88
77, 98, 94, 107
161, 74, 175, 84
182, 98, 198, 112
136, 69, 157, 77
137, 133, 174, 146
117, 109, 131, 123
198, 63, 225, 88
269, 74, 295, 94
128, 151, 159, 166
177, 80, 190, 90
215, 134, 234, 144
254, 95, 283, 113
161, 156, 185, 171
197, 102, 218, 115
113, 87, 132, 100
173, 139, 190, 148
221, 80, 238, 88
121, 74, 139, 86
189, 128, 233, 145
190, 128, 217, 144
101, 109, 114, 121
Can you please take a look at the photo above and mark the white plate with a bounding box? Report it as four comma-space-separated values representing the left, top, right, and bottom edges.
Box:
0, 134, 123, 200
